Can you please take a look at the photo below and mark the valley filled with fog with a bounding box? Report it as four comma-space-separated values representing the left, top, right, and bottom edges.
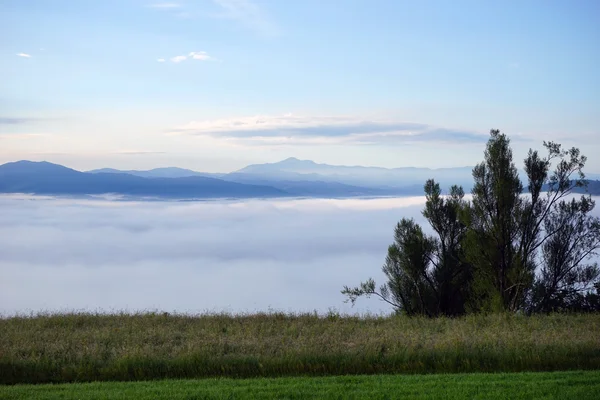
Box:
0, 195, 425, 316
2, 194, 599, 316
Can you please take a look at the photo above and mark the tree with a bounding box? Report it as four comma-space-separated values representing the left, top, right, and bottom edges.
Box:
461, 130, 533, 312
421, 181, 472, 316
530, 196, 600, 312
342, 180, 470, 316
459, 131, 597, 313
342, 129, 600, 315
524, 143, 600, 312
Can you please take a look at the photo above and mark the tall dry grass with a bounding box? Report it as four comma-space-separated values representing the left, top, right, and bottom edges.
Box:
1, 312, 599, 384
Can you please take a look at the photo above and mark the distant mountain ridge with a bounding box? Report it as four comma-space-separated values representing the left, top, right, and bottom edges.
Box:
239, 157, 472, 174
232, 157, 477, 191
88, 167, 224, 179
0, 160, 410, 199
0, 161, 285, 199
1, 159, 599, 199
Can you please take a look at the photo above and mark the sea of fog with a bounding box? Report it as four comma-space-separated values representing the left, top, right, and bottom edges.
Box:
1, 194, 598, 316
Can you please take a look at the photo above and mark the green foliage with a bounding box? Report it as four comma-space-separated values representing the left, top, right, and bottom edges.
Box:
2, 371, 600, 400
343, 180, 471, 317
422, 181, 472, 316
464, 130, 533, 312
531, 197, 600, 312
343, 129, 600, 315
1, 312, 599, 385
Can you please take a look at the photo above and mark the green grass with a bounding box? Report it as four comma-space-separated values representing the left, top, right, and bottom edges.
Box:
1, 312, 600, 385
2, 371, 600, 399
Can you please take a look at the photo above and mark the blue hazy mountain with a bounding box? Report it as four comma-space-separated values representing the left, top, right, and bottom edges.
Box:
88, 167, 224, 179
0, 161, 286, 198
89, 165, 402, 196
579, 180, 600, 195
2, 160, 598, 199
234, 158, 600, 193
89, 158, 477, 190
222, 175, 419, 197
234, 157, 476, 190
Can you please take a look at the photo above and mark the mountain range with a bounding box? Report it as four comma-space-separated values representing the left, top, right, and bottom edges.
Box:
0, 161, 284, 199
88, 158, 476, 189
1, 158, 599, 199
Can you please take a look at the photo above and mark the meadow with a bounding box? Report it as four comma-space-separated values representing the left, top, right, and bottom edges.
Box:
2, 371, 600, 400
1, 312, 599, 385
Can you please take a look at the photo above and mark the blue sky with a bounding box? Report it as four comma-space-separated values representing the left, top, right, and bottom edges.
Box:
1, 0, 599, 172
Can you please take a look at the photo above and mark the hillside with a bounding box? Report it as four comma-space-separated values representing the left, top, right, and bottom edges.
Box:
1, 160, 421, 198
586, 180, 600, 195
2, 159, 599, 199
88, 167, 224, 179
0, 161, 286, 199
235, 157, 475, 190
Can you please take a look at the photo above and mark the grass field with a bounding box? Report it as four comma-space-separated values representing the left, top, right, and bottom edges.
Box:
1, 371, 599, 399
1, 312, 599, 385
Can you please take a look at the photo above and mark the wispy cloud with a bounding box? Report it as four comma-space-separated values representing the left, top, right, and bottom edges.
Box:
0, 133, 53, 140
171, 55, 188, 63
16, 53, 32, 58
211, 0, 279, 36
0, 117, 43, 125
148, 2, 182, 9
168, 114, 488, 146
114, 150, 168, 155
29, 152, 70, 156
169, 51, 216, 63
188, 51, 214, 61
157, 58, 166, 63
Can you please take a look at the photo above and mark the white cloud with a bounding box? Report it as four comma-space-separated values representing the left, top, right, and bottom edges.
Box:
16, 53, 31, 58
0, 133, 52, 139
169, 51, 216, 63
114, 150, 168, 155
148, 2, 181, 9
188, 51, 215, 61
211, 0, 278, 36
157, 58, 166, 62
167, 114, 488, 146
170, 55, 188, 63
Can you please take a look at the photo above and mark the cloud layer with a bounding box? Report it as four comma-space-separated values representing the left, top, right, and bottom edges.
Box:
1, 118, 34, 125
170, 114, 489, 146
0, 196, 431, 315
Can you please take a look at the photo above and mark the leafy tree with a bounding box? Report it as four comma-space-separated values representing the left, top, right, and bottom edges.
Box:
342, 129, 600, 315
524, 143, 600, 312
451, 131, 597, 313
461, 130, 531, 312
422, 181, 472, 316
529, 196, 600, 312
342, 180, 470, 316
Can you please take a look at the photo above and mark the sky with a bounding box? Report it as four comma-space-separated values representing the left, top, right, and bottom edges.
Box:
1, 0, 599, 173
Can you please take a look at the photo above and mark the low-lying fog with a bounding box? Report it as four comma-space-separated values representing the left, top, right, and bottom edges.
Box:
0, 196, 429, 316
1, 194, 598, 316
